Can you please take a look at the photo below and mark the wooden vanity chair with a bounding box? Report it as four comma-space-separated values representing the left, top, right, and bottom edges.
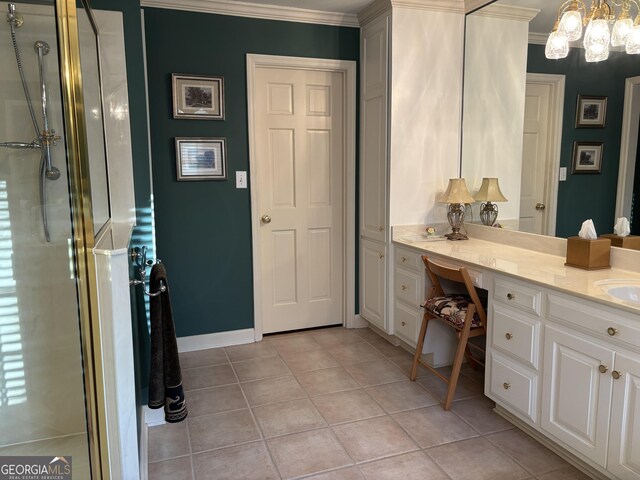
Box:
410, 255, 487, 410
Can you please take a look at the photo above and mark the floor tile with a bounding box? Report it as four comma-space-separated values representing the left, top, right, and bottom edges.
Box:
179, 348, 228, 369
328, 342, 383, 365
386, 351, 432, 379
304, 467, 365, 480
354, 328, 385, 343
332, 416, 418, 463
270, 335, 323, 355
451, 396, 514, 434
344, 359, 407, 387
461, 362, 485, 384
225, 342, 278, 362
188, 409, 261, 453
312, 328, 364, 348
362, 336, 404, 358
392, 405, 479, 448
428, 437, 528, 480
186, 384, 247, 418
182, 364, 237, 391
486, 429, 568, 475
192, 442, 278, 480
359, 450, 448, 480
253, 398, 327, 438
366, 380, 438, 413
148, 422, 191, 463
241, 375, 307, 406
536, 466, 594, 480
296, 367, 360, 396
267, 429, 353, 479
312, 389, 385, 425
148, 455, 193, 480
234, 355, 291, 382
280, 349, 340, 373
417, 371, 484, 403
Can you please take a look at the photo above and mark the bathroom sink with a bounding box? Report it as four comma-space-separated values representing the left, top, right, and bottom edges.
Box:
595, 280, 640, 305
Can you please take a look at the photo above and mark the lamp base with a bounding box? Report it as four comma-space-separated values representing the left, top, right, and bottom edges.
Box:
445, 231, 469, 241
480, 202, 498, 226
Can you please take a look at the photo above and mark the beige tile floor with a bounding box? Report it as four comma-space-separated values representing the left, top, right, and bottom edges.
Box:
148, 327, 593, 480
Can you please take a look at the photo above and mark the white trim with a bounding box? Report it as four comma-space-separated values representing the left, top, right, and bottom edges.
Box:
526, 73, 565, 238
616, 75, 640, 220
465, 0, 492, 13
138, 409, 149, 480
176, 328, 255, 352
140, 0, 359, 27
472, 4, 539, 21
392, 0, 464, 13
351, 314, 369, 328
144, 405, 166, 426
246, 54, 357, 341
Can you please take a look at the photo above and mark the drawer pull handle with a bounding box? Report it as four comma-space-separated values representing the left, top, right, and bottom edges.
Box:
503, 382, 511, 390
505, 333, 513, 340
507, 293, 515, 300
599, 365, 608, 374
401, 256, 406, 262
401, 284, 407, 291
607, 327, 618, 336
379, 226, 384, 231
612, 371, 622, 380
401, 321, 406, 327
379, 253, 384, 259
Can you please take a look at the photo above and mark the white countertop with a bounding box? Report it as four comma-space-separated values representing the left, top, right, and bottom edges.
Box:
393, 235, 640, 315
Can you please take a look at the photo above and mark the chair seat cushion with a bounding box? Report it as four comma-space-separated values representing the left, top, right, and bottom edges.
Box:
423, 295, 484, 329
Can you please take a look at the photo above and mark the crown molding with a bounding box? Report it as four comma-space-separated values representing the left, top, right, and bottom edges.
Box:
358, 0, 391, 26
140, 0, 360, 27
471, 3, 539, 22
465, 0, 492, 14
359, 0, 465, 25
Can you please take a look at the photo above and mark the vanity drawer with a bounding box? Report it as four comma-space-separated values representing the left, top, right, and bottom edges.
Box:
493, 277, 542, 316
489, 351, 538, 425
394, 302, 421, 345
547, 294, 640, 349
428, 257, 484, 289
395, 268, 422, 306
394, 247, 423, 273
491, 304, 540, 370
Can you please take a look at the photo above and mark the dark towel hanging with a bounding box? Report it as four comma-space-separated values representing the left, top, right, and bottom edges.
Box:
148, 262, 188, 423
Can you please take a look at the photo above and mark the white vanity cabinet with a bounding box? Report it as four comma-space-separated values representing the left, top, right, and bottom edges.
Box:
360, 238, 387, 330
393, 246, 424, 346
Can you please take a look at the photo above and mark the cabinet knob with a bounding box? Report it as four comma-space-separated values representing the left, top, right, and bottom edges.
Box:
505, 332, 513, 340
507, 293, 515, 300
401, 321, 406, 327
401, 284, 407, 291
379, 253, 384, 259
607, 327, 618, 336
503, 382, 511, 390
599, 365, 608, 374
379, 226, 384, 231
401, 256, 406, 262
612, 371, 622, 380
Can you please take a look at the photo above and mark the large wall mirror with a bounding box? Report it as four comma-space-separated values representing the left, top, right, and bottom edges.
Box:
462, 0, 640, 239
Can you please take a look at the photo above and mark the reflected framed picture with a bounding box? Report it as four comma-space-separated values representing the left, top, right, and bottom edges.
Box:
575, 95, 607, 128
572, 141, 603, 174
175, 137, 227, 181
172, 74, 224, 120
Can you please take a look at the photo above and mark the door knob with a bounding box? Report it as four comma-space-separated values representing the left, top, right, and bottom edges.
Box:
535, 203, 546, 211
261, 214, 272, 224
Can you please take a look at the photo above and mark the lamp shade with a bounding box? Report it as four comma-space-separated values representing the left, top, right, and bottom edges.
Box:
474, 177, 508, 202
439, 178, 475, 204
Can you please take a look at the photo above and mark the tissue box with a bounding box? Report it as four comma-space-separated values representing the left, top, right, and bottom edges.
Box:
600, 234, 640, 251
565, 237, 611, 270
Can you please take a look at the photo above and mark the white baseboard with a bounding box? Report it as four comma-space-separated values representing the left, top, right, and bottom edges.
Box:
139, 407, 149, 480
177, 328, 255, 353
349, 314, 369, 329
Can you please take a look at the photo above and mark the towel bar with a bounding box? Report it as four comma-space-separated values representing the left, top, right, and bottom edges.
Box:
130, 246, 167, 297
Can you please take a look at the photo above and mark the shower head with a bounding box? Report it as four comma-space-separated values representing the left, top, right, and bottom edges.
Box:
34, 40, 49, 55
7, 3, 23, 28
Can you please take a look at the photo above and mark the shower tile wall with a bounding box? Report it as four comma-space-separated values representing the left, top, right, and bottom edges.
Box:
0, 2, 87, 448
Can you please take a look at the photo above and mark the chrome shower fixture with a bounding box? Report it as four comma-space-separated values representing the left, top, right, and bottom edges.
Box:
6, 3, 23, 28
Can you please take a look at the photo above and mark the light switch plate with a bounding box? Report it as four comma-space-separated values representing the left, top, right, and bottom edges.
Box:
559, 167, 567, 181
236, 171, 247, 189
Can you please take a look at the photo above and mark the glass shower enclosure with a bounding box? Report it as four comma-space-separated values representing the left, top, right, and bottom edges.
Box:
0, 0, 112, 478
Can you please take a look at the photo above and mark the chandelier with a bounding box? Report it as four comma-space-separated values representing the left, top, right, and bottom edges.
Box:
545, 0, 640, 61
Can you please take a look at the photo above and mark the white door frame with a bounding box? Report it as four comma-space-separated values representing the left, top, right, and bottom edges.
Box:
526, 73, 565, 237
247, 54, 357, 342
615, 76, 640, 219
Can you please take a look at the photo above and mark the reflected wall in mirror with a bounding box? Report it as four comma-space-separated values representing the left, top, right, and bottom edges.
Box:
462, 0, 640, 240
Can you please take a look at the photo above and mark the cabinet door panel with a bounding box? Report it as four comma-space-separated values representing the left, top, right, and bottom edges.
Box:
608, 353, 640, 479
541, 325, 614, 467
360, 238, 386, 330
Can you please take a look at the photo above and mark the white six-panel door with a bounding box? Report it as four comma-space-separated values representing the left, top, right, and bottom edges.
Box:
254, 66, 344, 334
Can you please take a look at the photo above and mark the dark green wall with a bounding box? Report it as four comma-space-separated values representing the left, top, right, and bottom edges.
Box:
92, 0, 154, 406
527, 44, 640, 238
143, 9, 359, 337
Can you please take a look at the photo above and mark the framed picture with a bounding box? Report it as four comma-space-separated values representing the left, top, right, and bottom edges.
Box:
172, 74, 224, 120
572, 141, 603, 174
575, 95, 607, 128
175, 137, 227, 181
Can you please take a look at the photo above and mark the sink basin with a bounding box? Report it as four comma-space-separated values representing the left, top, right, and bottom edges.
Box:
595, 280, 640, 305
